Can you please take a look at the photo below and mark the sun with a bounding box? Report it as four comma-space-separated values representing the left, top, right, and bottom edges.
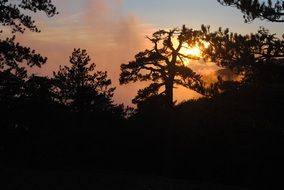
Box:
182, 46, 202, 58
178, 45, 203, 66
173, 39, 209, 66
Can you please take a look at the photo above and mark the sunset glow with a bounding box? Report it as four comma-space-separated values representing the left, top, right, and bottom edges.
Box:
181, 46, 202, 58
178, 44, 206, 66
6, 0, 280, 105
178, 40, 211, 66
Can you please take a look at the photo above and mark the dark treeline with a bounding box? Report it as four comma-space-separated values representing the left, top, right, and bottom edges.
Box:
1, 1, 284, 190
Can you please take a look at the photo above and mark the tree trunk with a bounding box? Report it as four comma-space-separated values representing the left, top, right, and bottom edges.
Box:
163, 75, 175, 177
165, 77, 174, 108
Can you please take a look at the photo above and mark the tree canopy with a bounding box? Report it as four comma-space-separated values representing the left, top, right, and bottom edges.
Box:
0, 0, 58, 33
120, 26, 206, 108
218, 0, 284, 22
201, 25, 284, 85
0, 0, 57, 75
53, 48, 117, 114
0, 0, 58, 120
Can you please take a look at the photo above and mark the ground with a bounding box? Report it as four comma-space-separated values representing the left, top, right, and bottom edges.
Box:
2, 168, 250, 190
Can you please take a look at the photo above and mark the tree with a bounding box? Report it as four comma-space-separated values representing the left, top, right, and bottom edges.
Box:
0, 0, 57, 130
0, 0, 57, 77
0, 0, 57, 99
0, 67, 26, 102
25, 75, 55, 103
53, 48, 117, 114
0, 0, 57, 33
120, 26, 206, 108
201, 25, 284, 85
218, 0, 284, 22
0, 36, 47, 75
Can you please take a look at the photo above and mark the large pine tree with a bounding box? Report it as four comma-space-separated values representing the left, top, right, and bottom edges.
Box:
120, 26, 206, 108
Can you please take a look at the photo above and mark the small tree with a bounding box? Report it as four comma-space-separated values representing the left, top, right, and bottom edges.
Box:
218, 0, 284, 22
120, 26, 206, 108
53, 48, 116, 113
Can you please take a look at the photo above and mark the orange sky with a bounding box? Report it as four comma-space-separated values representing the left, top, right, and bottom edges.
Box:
5, 0, 282, 106
13, 0, 150, 105
9, 0, 215, 106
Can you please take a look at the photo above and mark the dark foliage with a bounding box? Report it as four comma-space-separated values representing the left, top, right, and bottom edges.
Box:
0, 35, 47, 72
53, 48, 125, 119
53, 49, 113, 109
218, 0, 284, 22
0, 0, 57, 85
0, 0, 57, 33
120, 26, 207, 108
201, 25, 284, 86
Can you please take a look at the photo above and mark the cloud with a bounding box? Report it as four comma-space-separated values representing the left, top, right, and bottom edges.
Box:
14, 0, 153, 106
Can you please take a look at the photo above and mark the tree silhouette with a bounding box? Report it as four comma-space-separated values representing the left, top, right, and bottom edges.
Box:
0, 0, 57, 33
0, 0, 57, 99
0, 0, 57, 78
25, 75, 55, 103
201, 26, 284, 85
120, 26, 206, 108
0, 69, 26, 129
53, 48, 117, 114
0, 0, 57, 131
0, 36, 48, 75
218, 0, 284, 22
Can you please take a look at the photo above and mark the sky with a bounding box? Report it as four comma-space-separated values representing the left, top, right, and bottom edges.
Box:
11, 0, 284, 106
